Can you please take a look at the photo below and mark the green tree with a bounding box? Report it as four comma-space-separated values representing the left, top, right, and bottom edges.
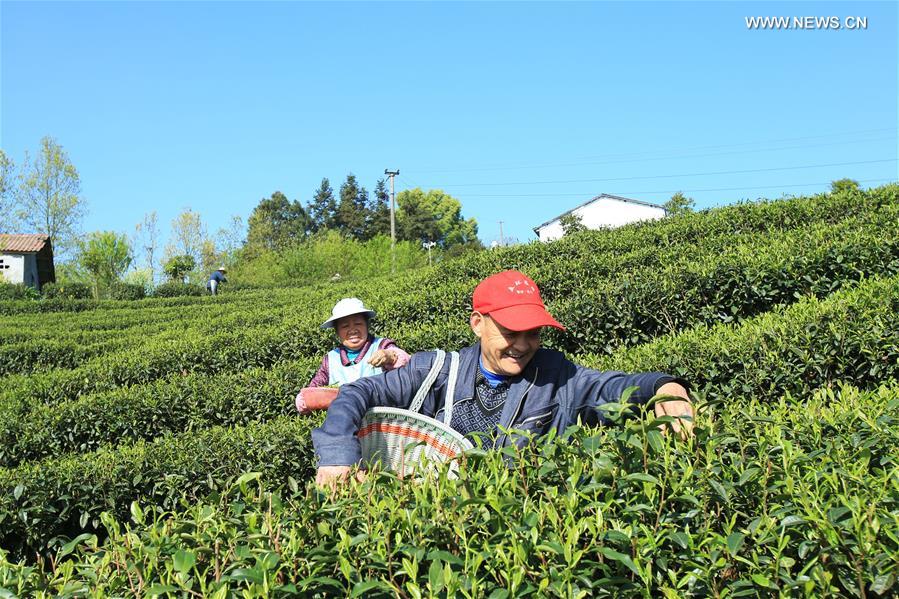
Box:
559, 212, 587, 235
365, 178, 392, 240
163, 255, 196, 283
0, 150, 15, 233
79, 231, 133, 298
831, 178, 860, 194
335, 174, 370, 239
14, 136, 86, 257
246, 192, 308, 254
664, 191, 695, 216
396, 188, 481, 250
307, 178, 337, 232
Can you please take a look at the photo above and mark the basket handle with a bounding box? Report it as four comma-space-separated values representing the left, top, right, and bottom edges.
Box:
443, 351, 460, 425
408, 350, 446, 413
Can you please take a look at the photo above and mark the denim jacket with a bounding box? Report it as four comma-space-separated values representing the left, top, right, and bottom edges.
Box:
312, 342, 677, 466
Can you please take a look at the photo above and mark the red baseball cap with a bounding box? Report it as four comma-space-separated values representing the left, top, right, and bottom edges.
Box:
472, 270, 565, 331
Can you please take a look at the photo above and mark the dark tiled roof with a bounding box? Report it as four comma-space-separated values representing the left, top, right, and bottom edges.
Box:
0, 234, 51, 253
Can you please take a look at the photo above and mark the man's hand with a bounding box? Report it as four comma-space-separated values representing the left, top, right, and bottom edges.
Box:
315, 466, 367, 491
368, 349, 397, 368
653, 382, 694, 437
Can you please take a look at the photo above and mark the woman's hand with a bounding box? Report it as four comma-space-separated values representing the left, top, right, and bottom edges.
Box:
295, 390, 310, 414
368, 349, 397, 368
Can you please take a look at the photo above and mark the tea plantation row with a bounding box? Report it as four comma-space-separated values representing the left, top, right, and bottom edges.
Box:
1, 273, 897, 565
2, 381, 895, 597
0, 185, 896, 596
3, 192, 897, 410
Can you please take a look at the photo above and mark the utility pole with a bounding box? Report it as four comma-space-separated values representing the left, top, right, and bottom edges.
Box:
385, 169, 399, 273
498, 221, 505, 247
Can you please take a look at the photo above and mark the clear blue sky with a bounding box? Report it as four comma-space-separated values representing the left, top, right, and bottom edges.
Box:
2, 1, 897, 251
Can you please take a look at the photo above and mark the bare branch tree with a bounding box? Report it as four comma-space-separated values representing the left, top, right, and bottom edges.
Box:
14, 136, 87, 257
134, 211, 159, 284
0, 150, 15, 233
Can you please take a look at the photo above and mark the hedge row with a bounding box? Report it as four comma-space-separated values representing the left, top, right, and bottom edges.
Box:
0, 320, 332, 415
432, 183, 897, 284
2, 381, 896, 596
0, 280, 306, 317
1, 273, 897, 559
0, 358, 318, 468
595, 274, 899, 404
0, 415, 323, 560
0, 338, 122, 377
375, 212, 899, 354
546, 220, 899, 355
5, 205, 897, 410
0, 300, 300, 376
372, 190, 899, 329
3, 185, 895, 358
0, 283, 302, 333
1, 183, 893, 321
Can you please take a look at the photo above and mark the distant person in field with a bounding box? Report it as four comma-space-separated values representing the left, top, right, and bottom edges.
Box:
312, 270, 694, 486
206, 266, 228, 295
296, 298, 411, 413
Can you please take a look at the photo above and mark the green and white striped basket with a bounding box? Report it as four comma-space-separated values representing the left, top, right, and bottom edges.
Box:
359, 350, 474, 478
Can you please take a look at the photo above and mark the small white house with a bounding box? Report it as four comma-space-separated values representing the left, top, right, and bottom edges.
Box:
0, 234, 56, 291
533, 194, 667, 242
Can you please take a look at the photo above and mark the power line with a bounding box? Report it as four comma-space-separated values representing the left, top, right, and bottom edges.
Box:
408, 127, 897, 174
410, 136, 896, 174
450, 178, 896, 198
415, 158, 897, 188
397, 175, 424, 190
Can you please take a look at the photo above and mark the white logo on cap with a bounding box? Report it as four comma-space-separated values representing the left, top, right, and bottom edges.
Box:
507, 280, 536, 295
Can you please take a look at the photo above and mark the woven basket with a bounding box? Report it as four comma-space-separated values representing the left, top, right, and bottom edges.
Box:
359, 407, 474, 478
358, 350, 471, 477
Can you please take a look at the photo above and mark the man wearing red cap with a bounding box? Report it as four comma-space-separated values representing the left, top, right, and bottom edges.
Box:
313, 270, 693, 486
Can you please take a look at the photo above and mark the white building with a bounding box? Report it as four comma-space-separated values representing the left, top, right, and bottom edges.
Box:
0, 234, 56, 290
533, 194, 667, 242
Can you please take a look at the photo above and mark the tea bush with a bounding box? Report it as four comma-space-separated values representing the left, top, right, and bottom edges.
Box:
152, 281, 205, 298
1, 273, 897, 561
1, 382, 896, 596
4, 203, 898, 410
0, 282, 39, 301
40, 282, 93, 300
0, 358, 318, 467
107, 281, 147, 301
0, 415, 323, 559
1, 184, 898, 595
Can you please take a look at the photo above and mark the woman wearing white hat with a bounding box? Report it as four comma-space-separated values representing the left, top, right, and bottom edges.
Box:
296, 298, 410, 413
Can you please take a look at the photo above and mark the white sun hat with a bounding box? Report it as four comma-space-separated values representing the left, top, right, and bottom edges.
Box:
321, 297, 377, 329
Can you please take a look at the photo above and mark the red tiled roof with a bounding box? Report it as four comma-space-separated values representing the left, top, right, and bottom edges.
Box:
0, 234, 51, 253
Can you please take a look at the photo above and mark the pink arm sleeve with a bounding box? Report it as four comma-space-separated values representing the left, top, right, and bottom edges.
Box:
378, 339, 410, 371
307, 354, 331, 388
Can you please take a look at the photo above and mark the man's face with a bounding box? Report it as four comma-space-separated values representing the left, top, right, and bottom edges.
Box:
335, 315, 369, 351
470, 312, 541, 376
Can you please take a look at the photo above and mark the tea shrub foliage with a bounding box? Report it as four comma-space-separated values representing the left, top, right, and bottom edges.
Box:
0, 184, 897, 596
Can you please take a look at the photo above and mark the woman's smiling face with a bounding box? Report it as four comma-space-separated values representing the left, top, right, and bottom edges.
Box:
335, 314, 369, 351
